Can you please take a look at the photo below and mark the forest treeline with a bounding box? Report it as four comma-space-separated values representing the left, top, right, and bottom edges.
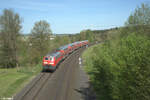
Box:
82, 3, 150, 100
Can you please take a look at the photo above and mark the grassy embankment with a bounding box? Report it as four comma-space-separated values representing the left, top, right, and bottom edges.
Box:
0, 64, 42, 98
82, 33, 150, 100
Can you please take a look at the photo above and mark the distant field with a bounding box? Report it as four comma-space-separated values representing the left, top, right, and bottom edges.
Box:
0, 65, 42, 98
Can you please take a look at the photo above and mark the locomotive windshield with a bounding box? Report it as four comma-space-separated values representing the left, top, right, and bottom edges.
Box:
45, 57, 48, 60
50, 56, 54, 61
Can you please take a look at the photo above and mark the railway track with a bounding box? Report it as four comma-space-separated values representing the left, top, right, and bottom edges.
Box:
14, 43, 97, 100
63, 47, 85, 100
53, 47, 85, 100
14, 73, 52, 100
14, 46, 85, 100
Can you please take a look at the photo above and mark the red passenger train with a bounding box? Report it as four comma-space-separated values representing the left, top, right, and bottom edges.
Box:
42, 40, 89, 72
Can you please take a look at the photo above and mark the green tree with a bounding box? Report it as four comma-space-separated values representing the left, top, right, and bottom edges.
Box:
79, 30, 86, 40
0, 9, 22, 68
53, 35, 71, 49
29, 20, 52, 64
79, 29, 95, 42
86, 29, 95, 42
125, 3, 150, 26
123, 3, 150, 36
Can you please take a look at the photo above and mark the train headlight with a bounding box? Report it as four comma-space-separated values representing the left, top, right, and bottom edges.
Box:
44, 62, 48, 64
50, 62, 54, 64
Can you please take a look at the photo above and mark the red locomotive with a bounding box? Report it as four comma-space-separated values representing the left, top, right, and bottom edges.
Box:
42, 52, 63, 71
42, 40, 89, 72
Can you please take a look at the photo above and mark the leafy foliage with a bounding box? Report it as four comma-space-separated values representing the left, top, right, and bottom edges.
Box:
0, 9, 22, 68
82, 3, 150, 100
125, 3, 150, 26
29, 20, 52, 64
79, 29, 95, 42
83, 33, 150, 100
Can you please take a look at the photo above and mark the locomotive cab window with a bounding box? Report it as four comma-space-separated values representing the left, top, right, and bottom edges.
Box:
45, 57, 49, 60
50, 56, 54, 61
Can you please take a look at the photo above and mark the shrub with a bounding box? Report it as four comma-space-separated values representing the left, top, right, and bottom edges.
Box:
83, 33, 150, 100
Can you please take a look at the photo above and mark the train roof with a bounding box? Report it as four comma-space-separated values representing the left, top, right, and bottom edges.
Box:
46, 52, 60, 57
68, 43, 74, 46
58, 45, 68, 50
72, 42, 78, 44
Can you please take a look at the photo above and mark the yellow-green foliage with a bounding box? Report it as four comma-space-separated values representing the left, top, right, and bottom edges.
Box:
82, 33, 150, 100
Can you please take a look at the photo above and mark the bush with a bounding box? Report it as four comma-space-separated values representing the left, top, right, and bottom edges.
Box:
83, 33, 150, 100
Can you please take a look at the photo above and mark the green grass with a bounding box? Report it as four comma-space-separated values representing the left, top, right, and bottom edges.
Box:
0, 64, 42, 98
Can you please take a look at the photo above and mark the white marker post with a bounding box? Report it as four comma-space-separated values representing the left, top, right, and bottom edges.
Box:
79, 57, 82, 68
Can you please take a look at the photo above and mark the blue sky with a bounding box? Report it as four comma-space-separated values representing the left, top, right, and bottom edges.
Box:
0, 0, 149, 34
